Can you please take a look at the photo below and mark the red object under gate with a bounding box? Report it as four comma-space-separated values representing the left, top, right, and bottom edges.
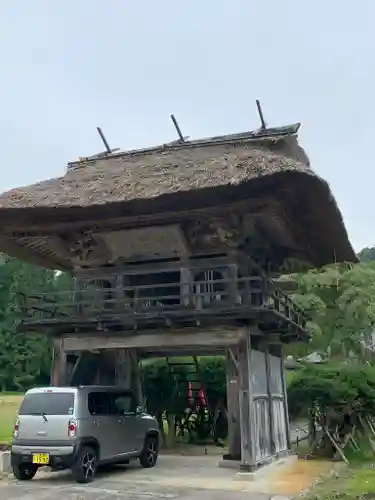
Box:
187, 382, 207, 407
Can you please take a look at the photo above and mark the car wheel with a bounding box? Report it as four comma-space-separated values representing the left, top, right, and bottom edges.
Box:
13, 463, 38, 481
139, 436, 158, 468
71, 446, 98, 483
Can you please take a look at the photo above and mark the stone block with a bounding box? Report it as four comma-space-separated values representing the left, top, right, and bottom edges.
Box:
0, 451, 11, 474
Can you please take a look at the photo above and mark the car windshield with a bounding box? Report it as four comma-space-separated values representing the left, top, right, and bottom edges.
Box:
19, 392, 75, 416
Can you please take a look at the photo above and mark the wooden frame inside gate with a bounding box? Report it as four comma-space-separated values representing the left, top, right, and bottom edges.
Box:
51, 326, 290, 472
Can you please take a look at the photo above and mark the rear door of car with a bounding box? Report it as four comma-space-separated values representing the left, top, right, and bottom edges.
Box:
17, 389, 76, 443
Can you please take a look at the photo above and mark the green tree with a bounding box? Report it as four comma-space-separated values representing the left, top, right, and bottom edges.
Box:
286, 262, 375, 360
358, 246, 375, 262
288, 362, 375, 458
0, 256, 72, 391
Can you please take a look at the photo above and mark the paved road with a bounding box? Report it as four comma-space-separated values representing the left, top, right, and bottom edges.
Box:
0, 449, 305, 499
0, 458, 272, 500
0, 473, 270, 500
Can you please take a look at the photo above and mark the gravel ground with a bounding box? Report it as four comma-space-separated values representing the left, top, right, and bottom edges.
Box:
0, 456, 272, 500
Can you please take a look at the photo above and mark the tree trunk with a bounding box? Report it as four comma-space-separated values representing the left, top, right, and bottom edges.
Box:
308, 413, 316, 449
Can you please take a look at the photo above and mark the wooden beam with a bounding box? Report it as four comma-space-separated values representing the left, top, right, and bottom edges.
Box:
140, 347, 226, 359
0, 236, 69, 271
61, 328, 246, 352
74, 255, 233, 278
1, 199, 262, 236
228, 347, 240, 372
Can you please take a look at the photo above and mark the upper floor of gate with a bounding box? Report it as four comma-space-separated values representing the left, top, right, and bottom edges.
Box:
18, 255, 308, 342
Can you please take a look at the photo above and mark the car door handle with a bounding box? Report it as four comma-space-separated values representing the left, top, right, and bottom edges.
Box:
93, 420, 100, 426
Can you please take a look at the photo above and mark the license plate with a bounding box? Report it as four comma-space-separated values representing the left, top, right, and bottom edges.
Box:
32, 453, 49, 465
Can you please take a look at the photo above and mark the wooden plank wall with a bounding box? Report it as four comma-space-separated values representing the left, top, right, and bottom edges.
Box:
232, 336, 289, 471
269, 351, 289, 453
251, 348, 272, 463
247, 344, 289, 467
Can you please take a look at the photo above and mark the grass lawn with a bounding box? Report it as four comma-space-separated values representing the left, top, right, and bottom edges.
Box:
0, 394, 23, 445
307, 464, 375, 500
297, 430, 375, 499
344, 466, 375, 496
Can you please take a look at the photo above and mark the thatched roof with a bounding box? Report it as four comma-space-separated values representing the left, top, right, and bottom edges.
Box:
0, 123, 356, 268
0, 124, 310, 211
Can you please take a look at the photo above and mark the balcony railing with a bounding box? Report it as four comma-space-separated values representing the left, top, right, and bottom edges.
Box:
17, 275, 308, 336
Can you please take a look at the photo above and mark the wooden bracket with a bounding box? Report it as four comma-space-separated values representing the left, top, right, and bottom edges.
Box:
228, 347, 240, 372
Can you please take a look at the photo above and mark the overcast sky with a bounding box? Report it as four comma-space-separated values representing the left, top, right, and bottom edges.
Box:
1, 1, 374, 252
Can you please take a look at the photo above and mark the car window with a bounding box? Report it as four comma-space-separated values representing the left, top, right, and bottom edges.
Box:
88, 392, 112, 415
112, 392, 136, 414
19, 392, 75, 416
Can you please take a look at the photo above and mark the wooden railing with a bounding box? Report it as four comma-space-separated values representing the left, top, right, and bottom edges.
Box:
269, 287, 307, 328
17, 276, 308, 332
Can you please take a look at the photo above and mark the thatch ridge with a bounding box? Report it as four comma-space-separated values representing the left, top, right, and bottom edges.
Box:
0, 125, 311, 211
68, 123, 302, 169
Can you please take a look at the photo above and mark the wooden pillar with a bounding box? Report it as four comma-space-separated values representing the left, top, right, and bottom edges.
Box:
224, 347, 241, 461
225, 263, 239, 306
238, 332, 256, 471
278, 344, 291, 450
115, 349, 143, 403
116, 273, 128, 313
266, 341, 290, 455
115, 349, 132, 387
50, 339, 67, 386
65, 355, 76, 384
73, 277, 83, 315
95, 350, 116, 385
264, 342, 276, 454
129, 350, 143, 404
180, 267, 191, 306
